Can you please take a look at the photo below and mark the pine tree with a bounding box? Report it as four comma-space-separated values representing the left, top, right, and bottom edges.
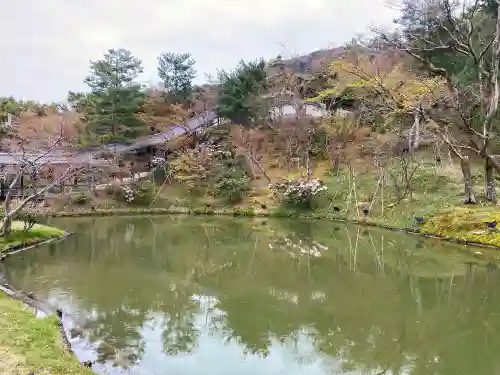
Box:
157, 52, 196, 104
84, 48, 145, 141
215, 59, 267, 127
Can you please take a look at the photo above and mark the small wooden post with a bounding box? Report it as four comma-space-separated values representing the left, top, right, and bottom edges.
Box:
0, 179, 5, 201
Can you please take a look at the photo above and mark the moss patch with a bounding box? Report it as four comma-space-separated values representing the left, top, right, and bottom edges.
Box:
0, 222, 65, 253
0, 292, 92, 375
420, 207, 500, 248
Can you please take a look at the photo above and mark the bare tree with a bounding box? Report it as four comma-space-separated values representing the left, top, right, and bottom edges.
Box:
0, 120, 107, 235
376, 0, 500, 201
230, 126, 271, 182
320, 110, 364, 173
267, 68, 319, 179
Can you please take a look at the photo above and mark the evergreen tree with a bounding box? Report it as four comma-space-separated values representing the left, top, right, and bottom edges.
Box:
215, 59, 267, 127
84, 48, 145, 141
157, 52, 196, 104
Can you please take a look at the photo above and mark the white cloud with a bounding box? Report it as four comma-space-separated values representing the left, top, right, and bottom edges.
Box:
0, 0, 398, 102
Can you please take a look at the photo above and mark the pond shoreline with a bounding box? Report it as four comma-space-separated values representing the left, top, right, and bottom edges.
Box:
47, 207, 498, 252
0, 231, 94, 374
0, 282, 74, 352
0, 206, 489, 374
1, 231, 71, 258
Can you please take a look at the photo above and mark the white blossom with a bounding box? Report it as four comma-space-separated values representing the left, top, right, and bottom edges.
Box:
151, 156, 166, 167
269, 178, 327, 205
121, 186, 135, 203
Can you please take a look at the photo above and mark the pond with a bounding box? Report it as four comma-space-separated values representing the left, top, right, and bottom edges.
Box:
2, 216, 500, 375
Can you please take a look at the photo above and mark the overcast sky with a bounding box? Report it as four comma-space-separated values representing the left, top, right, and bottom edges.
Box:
0, 0, 398, 102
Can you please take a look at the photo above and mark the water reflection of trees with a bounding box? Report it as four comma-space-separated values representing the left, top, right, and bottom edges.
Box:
3, 216, 500, 374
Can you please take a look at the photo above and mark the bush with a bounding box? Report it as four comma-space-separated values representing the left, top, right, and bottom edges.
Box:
109, 180, 156, 206
73, 192, 89, 205
214, 165, 250, 204
152, 165, 170, 183
192, 206, 215, 215
122, 186, 135, 203
134, 180, 155, 205
232, 207, 256, 216
270, 178, 327, 209
16, 211, 41, 232
310, 128, 328, 159
105, 183, 121, 198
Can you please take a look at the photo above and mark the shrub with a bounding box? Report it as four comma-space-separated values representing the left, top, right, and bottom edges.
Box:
105, 183, 122, 198
270, 178, 327, 209
232, 207, 256, 216
110, 180, 156, 206
122, 186, 135, 203
213, 155, 250, 202
192, 206, 215, 215
151, 156, 166, 168
73, 192, 89, 205
16, 211, 41, 232
134, 180, 155, 205
214, 172, 250, 204
152, 164, 170, 183
310, 128, 329, 159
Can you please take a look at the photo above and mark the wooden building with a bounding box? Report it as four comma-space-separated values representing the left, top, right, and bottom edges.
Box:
122, 110, 221, 161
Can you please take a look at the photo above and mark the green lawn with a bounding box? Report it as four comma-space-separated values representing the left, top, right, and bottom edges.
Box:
0, 292, 92, 375
0, 222, 65, 253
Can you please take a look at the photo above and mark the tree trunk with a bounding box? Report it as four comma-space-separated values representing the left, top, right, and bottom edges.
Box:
485, 157, 496, 201
235, 152, 256, 180
248, 154, 271, 183
2, 192, 13, 237
461, 156, 476, 204
331, 156, 340, 175
305, 151, 312, 181
409, 111, 421, 152
2, 216, 12, 237
0, 180, 5, 200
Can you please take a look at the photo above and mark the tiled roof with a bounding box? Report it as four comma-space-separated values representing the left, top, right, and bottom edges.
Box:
126, 110, 218, 151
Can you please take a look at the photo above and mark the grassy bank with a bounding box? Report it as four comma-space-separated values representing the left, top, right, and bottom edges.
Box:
49, 206, 263, 218
1, 222, 65, 253
311, 161, 500, 249
38, 157, 500, 249
0, 292, 92, 375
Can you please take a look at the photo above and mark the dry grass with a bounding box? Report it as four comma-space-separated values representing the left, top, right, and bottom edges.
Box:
3, 111, 83, 152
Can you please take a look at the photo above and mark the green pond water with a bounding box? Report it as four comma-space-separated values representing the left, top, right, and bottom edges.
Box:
2, 216, 500, 375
